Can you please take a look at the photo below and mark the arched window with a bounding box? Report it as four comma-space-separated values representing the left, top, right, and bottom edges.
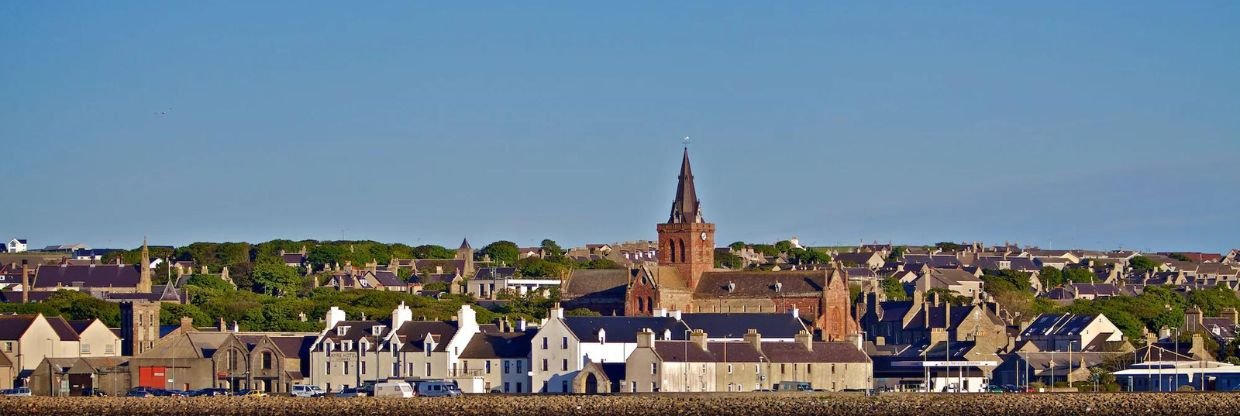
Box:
637, 297, 645, 312
679, 239, 686, 263
668, 240, 677, 263
262, 352, 273, 370
647, 297, 654, 313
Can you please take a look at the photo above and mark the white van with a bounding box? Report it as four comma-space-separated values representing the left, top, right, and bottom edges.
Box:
373, 381, 415, 398
415, 381, 461, 397
290, 385, 323, 398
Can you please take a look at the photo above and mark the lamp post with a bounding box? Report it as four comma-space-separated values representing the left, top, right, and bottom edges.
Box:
1171, 327, 1179, 391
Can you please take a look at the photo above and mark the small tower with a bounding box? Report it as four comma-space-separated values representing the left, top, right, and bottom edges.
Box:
456, 238, 476, 276
656, 148, 715, 290
138, 237, 152, 293
120, 300, 162, 356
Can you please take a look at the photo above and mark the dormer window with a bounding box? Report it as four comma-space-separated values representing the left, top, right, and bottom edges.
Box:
373, 325, 385, 336
598, 329, 606, 344
343, 340, 353, 351
325, 340, 335, 353
337, 326, 350, 336
425, 342, 433, 357
360, 340, 369, 355
774, 282, 782, 293
727, 281, 736, 293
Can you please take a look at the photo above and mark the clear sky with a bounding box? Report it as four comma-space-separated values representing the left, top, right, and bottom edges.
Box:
2, 2, 1237, 252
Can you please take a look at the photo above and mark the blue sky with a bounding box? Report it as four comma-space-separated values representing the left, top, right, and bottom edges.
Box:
2, 2, 1237, 252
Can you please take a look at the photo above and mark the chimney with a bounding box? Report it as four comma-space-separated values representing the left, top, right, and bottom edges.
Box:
1223, 308, 1240, 326
637, 328, 655, 349
325, 306, 346, 330
690, 329, 707, 351
743, 329, 762, 353
231, 321, 239, 332
551, 303, 564, 319
944, 301, 952, 329
392, 301, 412, 330
795, 330, 812, 351
21, 262, 30, 304
654, 307, 668, 318
790, 305, 799, 319
218, 317, 226, 332
670, 308, 682, 321
929, 328, 948, 346
179, 316, 193, 332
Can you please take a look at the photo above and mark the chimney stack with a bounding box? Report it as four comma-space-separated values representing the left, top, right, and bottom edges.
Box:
180, 316, 193, 332
21, 262, 30, 304
743, 329, 762, 353
637, 328, 655, 348
517, 317, 528, 332
690, 329, 707, 350
795, 330, 812, 351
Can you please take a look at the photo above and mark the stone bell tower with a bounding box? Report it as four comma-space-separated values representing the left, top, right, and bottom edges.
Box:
656, 148, 715, 290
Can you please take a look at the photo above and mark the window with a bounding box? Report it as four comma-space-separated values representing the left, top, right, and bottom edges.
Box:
80, 343, 90, 354
516, 382, 523, 393
425, 362, 432, 377
105, 344, 114, 355
344, 362, 350, 375
516, 361, 522, 373
561, 337, 568, 349
727, 364, 733, 374
393, 362, 400, 376
651, 382, 657, 392
361, 361, 367, 374
425, 344, 432, 357
651, 363, 657, 375
542, 338, 548, 350
486, 360, 492, 374
262, 352, 273, 370
361, 343, 367, 357
808, 364, 812, 374
541, 359, 548, 371
504, 360, 511, 374
561, 380, 569, 393
326, 361, 331, 375
780, 364, 785, 374
562, 359, 568, 371
504, 382, 510, 393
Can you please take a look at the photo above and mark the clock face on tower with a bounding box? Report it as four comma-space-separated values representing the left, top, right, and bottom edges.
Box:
700, 232, 708, 241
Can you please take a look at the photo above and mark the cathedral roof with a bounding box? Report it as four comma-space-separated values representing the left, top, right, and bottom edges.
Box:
692, 270, 828, 298
668, 148, 703, 224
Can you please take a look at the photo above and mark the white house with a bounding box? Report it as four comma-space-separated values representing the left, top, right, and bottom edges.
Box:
6, 239, 28, 253
530, 305, 690, 393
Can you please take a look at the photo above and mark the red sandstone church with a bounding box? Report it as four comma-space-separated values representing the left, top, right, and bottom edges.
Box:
561, 148, 859, 341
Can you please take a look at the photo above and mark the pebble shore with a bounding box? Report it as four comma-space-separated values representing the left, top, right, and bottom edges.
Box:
5, 392, 1240, 416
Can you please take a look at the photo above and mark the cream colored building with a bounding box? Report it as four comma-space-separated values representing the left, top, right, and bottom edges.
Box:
0, 314, 117, 374
625, 329, 872, 393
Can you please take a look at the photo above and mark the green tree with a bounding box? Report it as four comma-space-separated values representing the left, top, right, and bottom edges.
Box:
728, 241, 747, 251
1129, 256, 1159, 273
566, 308, 602, 317
518, 257, 565, 277
935, 242, 965, 252
1040, 266, 1065, 287
774, 240, 794, 254
1064, 268, 1095, 284
480, 241, 520, 266
881, 277, 908, 301
540, 239, 565, 260
412, 244, 455, 259
889, 246, 907, 261
715, 252, 745, 269
251, 261, 303, 296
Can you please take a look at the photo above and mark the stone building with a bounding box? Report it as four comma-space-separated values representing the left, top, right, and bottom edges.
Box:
561, 148, 858, 340
624, 328, 872, 393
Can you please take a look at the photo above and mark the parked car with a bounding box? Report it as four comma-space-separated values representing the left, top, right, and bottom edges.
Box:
190, 388, 231, 397
774, 381, 812, 392
336, 387, 365, 398
126, 388, 155, 398
237, 389, 267, 397
372, 381, 414, 398
0, 387, 31, 397
414, 381, 460, 398
290, 385, 324, 398
81, 388, 107, 397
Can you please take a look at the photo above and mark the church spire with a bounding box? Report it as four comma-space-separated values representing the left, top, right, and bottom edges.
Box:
138, 236, 152, 293
668, 147, 703, 224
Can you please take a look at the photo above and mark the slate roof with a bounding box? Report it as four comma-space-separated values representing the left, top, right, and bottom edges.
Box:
474, 267, 518, 280
834, 252, 880, 267
270, 335, 315, 359
1020, 313, 1098, 338
762, 341, 871, 363
653, 341, 717, 362
680, 313, 807, 339
321, 320, 392, 350
281, 253, 306, 264
562, 269, 631, 298
33, 264, 143, 289
388, 321, 460, 353
903, 254, 962, 269
459, 331, 535, 359
563, 316, 690, 343
47, 316, 80, 341
413, 259, 466, 274
693, 270, 826, 298
0, 315, 38, 340
370, 270, 404, 287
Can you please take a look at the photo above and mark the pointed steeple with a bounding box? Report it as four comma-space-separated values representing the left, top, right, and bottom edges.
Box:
138, 237, 152, 293
459, 238, 472, 250
668, 147, 703, 224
